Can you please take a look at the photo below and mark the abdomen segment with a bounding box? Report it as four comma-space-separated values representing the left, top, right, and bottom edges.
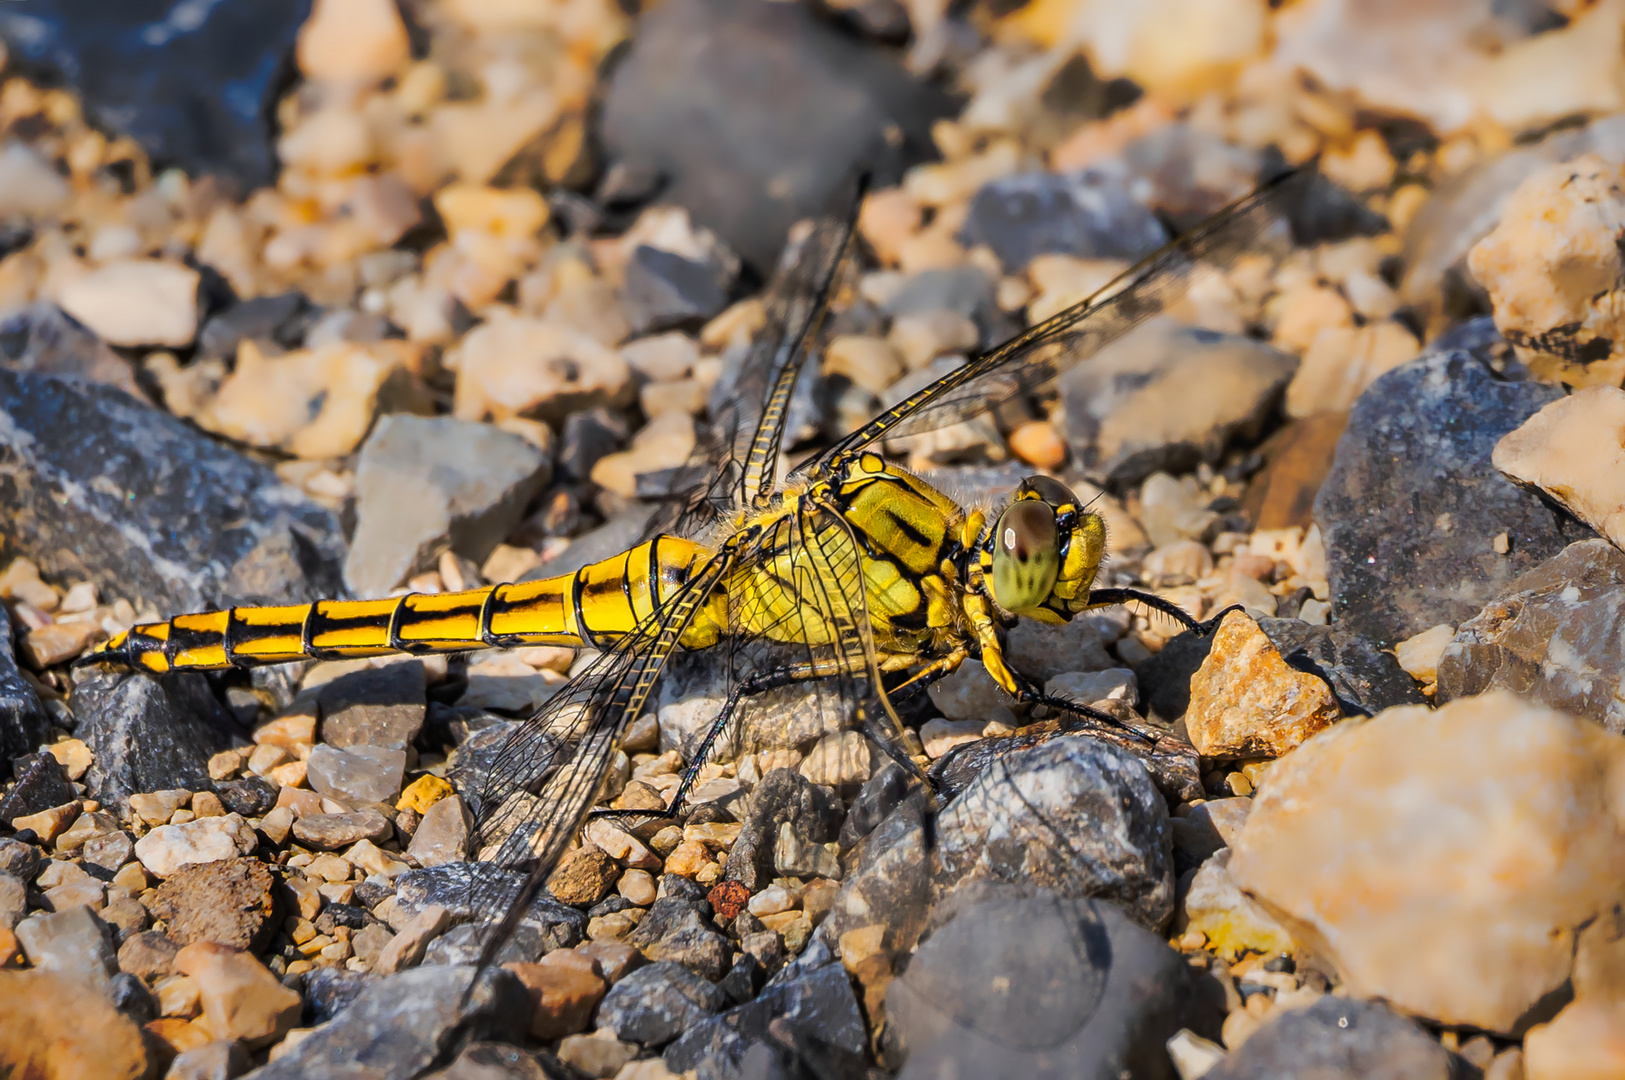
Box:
90, 536, 718, 674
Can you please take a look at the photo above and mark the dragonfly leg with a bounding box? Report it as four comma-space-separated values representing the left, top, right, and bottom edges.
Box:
1084, 588, 1242, 637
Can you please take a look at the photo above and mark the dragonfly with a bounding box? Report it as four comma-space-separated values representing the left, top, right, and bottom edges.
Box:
86, 169, 1302, 974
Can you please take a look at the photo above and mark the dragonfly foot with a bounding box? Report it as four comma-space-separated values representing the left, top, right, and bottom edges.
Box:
1195, 604, 1245, 637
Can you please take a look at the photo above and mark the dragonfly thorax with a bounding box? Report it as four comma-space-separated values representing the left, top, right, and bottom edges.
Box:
982, 475, 1106, 625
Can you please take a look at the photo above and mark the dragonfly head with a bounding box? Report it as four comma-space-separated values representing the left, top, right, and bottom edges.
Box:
986, 475, 1106, 625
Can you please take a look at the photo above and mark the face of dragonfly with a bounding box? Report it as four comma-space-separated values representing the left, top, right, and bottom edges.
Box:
988, 475, 1106, 625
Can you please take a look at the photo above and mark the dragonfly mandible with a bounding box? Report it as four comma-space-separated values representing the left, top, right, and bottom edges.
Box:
84, 169, 1304, 972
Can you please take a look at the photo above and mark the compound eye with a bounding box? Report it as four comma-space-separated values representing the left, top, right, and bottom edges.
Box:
991, 499, 1060, 613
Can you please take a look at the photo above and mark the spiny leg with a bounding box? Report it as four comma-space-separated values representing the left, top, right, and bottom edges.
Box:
1085, 587, 1243, 637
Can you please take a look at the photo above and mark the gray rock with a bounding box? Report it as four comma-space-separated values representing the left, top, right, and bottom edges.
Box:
395, 862, 587, 961
0, 602, 49, 782
886, 892, 1223, 1080
148, 857, 277, 951
963, 170, 1168, 273
822, 791, 934, 964
0, 871, 24, 929
14, 906, 118, 990
301, 966, 372, 1025
724, 769, 844, 891
406, 794, 471, 867
291, 809, 393, 851
116, 930, 179, 980
1138, 618, 1425, 722
599, 960, 728, 1048
1202, 996, 1470, 1080
1314, 348, 1592, 647
1060, 317, 1298, 490
244, 965, 530, 1080
931, 737, 1176, 931
0, 302, 140, 396
878, 265, 1002, 342
69, 671, 235, 812
597, 0, 951, 273
0, 838, 39, 880
316, 662, 427, 751
665, 961, 868, 1080
214, 776, 277, 817
0, 751, 74, 824
1114, 123, 1263, 220
108, 970, 158, 1025
81, 830, 134, 877
556, 408, 627, 484
1438, 539, 1625, 732
344, 415, 551, 597
0, 368, 345, 616
165, 1040, 251, 1080
305, 744, 406, 806
624, 244, 737, 334
628, 899, 732, 982
422, 1042, 549, 1080
196, 293, 313, 361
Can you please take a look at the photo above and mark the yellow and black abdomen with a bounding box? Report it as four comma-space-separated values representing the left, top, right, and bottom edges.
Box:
92, 536, 720, 674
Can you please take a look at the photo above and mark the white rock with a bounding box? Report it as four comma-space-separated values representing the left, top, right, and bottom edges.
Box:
1393, 623, 1456, 685
452, 315, 630, 423
1494, 385, 1625, 550
1045, 668, 1136, 707
928, 660, 1017, 725
1229, 691, 1625, 1033
0, 141, 70, 217
56, 259, 200, 348
1180, 849, 1297, 961
134, 814, 256, 878
919, 718, 985, 759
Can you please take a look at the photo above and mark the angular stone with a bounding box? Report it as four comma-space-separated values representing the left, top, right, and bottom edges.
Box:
70, 672, 239, 813
214, 776, 277, 818
885, 892, 1223, 1080
624, 244, 735, 335
0, 603, 48, 783
305, 744, 407, 806
597, 960, 727, 1047
1494, 385, 1625, 549
56, 259, 200, 349
406, 794, 471, 868
722, 769, 843, 892
374, 903, 449, 975
0, 751, 74, 825
176, 942, 301, 1049
117, 930, 180, 980
0, 837, 40, 881
506, 950, 607, 1040
1438, 539, 1625, 732
316, 662, 427, 751
0, 873, 23, 930
1204, 996, 1468, 1080
149, 859, 276, 951
291, 809, 393, 850
666, 958, 867, 1076
548, 847, 619, 908
962, 169, 1168, 272
627, 901, 731, 982
134, 814, 257, 879
1179, 850, 1296, 961
0, 969, 150, 1079
1186, 611, 1341, 759
344, 415, 551, 597
164, 1040, 251, 1080
1229, 692, 1625, 1033
14, 906, 118, 990
1060, 317, 1298, 490
1314, 348, 1592, 647
0, 368, 344, 619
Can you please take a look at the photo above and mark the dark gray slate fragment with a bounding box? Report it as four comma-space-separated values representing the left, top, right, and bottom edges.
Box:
599, 960, 728, 1048
215, 776, 277, 817
1203, 996, 1470, 1080
0, 751, 74, 824
395, 863, 586, 960
931, 737, 1175, 931
69, 671, 235, 812
244, 965, 529, 1080
0, 0, 312, 190
665, 962, 868, 1080
0, 369, 345, 615
597, 0, 952, 272
0, 837, 41, 880
962, 170, 1168, 272
1138, 618, 1425, 721
0, 596, 52, 779
628, 899, 732, 982
724, 769, 844, 891
422, 1042, 549, 1080
1313, 349, 1591, 647
0, 302, 140, 396
1438, 539, 1625, 732
197, 293, 314, 360
624, 245, 735, 334
821, 791, 933, 965
344, 414, 551, 597
886, 892, 1222, 1080
301, 966, 372, 1026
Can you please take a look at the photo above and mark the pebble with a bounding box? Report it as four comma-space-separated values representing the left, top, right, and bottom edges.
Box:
962, 168, 1169, 272
1284, 320, 1420, 419
666, 958, 866, 1075
55, 259, 200, 348
0, 874, 23, 931
292, 809, 393, 850
1437, 539, 1625, 732
919, 717, 986, 759
556, 1030, 639, 1079
296, 0, 410, 86
373, 903, 449, 975
1494, 384, 1625, 549
19, 621, 99, 669
549, 847, 620, 907
1230, 691, 1625, 1033
452, 316, 631, 424
133, 814, 257, 879
1204, 996, 1468, 1079
596, 960, 726, 1047
317, 661, 428, 752
797, 730, 874, 792
11, 801, 80, 844
506, 949, 608, 1039
305, 745, 407, 806
14, 906, 118, 990
1185, 611, 1341, 759
823, 335, 906, 395
0, 970, 150, 1079
1523, 1000, 1625, 1080
0, 141, 70, 217
1469, 153, 1625, 386
405, 794, 471, 868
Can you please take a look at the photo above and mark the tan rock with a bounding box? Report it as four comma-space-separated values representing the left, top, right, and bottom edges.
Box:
297, 0, 410, 85
1229, 691, 1625, 1033
590, 412, 694, 499
824, 335, 905, 395
1469, 153, 1625, 386
19, 622, 98, 669
506, 950, 606, 1040
1185, 611, 1340, 758
452, 315, 631, 423
1179, 850, 1296, 961
374, 904, 449, 974
0, 969, 150, 1079
176, 942, 301, 1049
9, 802, 79, 844
56, 259, 199, 348
548, 847, 619, 907
888, 310, 979, 372
1008, 420, 1067, 469
0, 141, 70, 218
133, 814, 257, 878
1493, 384, 1625, 549
430, 93, 563, 187
1284, 321, 1419, 418
1523, 1000, 1625, 1080
1393, 623, 1455, 686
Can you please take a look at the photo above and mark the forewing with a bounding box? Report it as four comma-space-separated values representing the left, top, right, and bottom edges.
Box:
802, 172, 1303, 474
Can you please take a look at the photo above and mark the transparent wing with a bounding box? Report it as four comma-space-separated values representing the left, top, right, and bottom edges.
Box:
644, 177, 864, 538
800, 171, 1304, 477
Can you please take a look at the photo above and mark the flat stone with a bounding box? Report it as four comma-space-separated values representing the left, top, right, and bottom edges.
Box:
1059, 317, 1297, 490
506, 950, 607, 1040
149, 858, 277, 951
1186, 611, 1341, 759
316, 662, 427, 751
406, 794, 471, 868
8, 800, 80, 844
1204, 996, 1468, 1080
56, 259, 200, 348
245, 965, 529, 1078
134, 814, 257, 879
374, 903, 450, 975
1437, 539, 1625, 733
176, 941, 301, 1049
885, 892, 1222, 1080
1313, 348, 1592, 647
344, 415, 552, 596
1229, 691, 1625, 1033
292, 809, 393, 850
962, 169, 1168, 272
81, 831, 134, 877
14, 905, 118, 990
305, 744, 407, 806
1494, 384, 1625, 548
597, 960, 727, 1047
0, 367, 344, 622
